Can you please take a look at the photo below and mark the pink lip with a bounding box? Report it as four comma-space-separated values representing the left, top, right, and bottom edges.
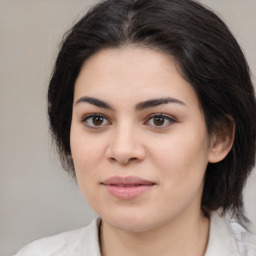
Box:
102, 176, 155, 199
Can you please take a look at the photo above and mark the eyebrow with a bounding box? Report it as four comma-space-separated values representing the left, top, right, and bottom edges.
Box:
135, 97, 186, 111
75, 96, 113, 110
75, 96, 185, 110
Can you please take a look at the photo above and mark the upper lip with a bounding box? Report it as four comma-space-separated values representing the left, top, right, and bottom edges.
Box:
102, 176, 155, 186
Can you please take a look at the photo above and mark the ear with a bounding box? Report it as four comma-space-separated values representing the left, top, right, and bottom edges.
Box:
208, 116, 235, 163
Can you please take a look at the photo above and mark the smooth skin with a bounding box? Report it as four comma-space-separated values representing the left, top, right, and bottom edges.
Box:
70, 47, 234, 256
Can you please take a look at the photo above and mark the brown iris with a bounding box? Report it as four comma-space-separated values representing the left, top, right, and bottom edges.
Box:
92, 116, 104, 126
153, 116, 165, 126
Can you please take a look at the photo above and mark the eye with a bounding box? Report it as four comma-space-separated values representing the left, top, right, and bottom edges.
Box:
145, 114, 175, 128
81, 114, 110, 128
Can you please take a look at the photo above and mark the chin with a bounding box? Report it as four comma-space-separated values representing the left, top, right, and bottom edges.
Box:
106, 218, 155, 233
100, 208, 174, 233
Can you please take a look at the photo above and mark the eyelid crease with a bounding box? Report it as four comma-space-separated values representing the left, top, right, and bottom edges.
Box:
145, 113, 177, 121
80, 113, 108, 122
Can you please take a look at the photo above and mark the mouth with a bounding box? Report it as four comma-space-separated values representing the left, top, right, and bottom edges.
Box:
101, 176, 156, 199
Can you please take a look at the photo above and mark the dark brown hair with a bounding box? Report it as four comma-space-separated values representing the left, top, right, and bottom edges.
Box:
48, 0, 256, 221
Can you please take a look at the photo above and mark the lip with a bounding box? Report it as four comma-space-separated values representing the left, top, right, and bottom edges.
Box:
101, 176, 155, 199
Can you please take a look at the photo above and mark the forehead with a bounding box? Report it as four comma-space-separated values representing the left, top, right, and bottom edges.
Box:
74, 47, 200, 108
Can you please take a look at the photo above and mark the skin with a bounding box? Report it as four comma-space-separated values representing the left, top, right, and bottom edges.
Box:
70, 47, 233, 256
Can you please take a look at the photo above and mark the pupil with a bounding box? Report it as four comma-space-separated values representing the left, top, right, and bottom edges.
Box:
154, 116, 164, 126
93, 116, 103, 125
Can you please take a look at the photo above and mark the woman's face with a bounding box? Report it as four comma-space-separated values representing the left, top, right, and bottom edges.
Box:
70, 47, 214, 232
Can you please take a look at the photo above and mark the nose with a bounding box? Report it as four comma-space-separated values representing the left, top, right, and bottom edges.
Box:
105, 125, 146, 165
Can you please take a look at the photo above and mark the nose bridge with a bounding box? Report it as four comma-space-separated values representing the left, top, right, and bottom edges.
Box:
106, 119, 145, 164
113, 120, 138, 153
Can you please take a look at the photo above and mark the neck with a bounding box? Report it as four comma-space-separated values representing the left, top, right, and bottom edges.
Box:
100, 209, 210, 256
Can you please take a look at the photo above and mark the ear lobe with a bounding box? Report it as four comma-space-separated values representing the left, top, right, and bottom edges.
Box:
208, 117, 235, 163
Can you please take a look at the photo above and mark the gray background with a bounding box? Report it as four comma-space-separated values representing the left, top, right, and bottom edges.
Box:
0, 1, 255, 255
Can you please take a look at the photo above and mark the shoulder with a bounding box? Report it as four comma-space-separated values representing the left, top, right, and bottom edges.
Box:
14, 218, 101, 256
229, 218, 256, 255
206, 211, 256, 256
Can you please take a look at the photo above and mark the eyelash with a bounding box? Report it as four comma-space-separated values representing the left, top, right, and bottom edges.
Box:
145, 113, 176, 128
81, 114, 111, 129
81, 113, 176, 129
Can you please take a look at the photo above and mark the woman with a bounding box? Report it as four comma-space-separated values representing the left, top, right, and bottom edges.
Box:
15, 0, 256, 255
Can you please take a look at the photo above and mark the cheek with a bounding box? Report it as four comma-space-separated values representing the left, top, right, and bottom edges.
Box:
150, 127, 210, 184
151, 133, 209, 210
70, 132, 102, 203
70, 125, 105, 172
70, 126, 111, 204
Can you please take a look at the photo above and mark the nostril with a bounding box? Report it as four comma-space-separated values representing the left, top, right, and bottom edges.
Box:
108, 156, 138, 165
109, 157, 116, 163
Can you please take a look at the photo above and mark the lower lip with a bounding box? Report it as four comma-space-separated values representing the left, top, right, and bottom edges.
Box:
104, 184, 154, 199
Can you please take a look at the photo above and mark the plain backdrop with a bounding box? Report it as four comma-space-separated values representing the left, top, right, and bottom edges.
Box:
0, 1, 255, 255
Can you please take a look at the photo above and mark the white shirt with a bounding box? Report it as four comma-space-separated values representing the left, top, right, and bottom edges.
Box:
14, 212, 256, 256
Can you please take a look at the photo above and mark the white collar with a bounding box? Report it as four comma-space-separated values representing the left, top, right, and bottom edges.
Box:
205, 212, 240, 256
